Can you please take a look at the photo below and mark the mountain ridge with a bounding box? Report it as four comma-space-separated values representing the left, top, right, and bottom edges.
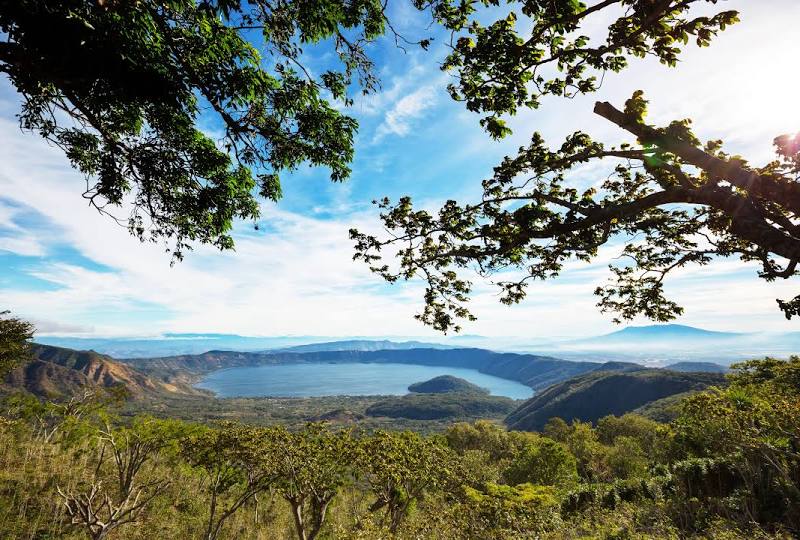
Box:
2, 344, 199, 399
505, 368, 727, 431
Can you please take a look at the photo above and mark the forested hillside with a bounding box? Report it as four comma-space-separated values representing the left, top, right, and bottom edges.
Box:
507, 369, 725, 431
1, 357, 798, 539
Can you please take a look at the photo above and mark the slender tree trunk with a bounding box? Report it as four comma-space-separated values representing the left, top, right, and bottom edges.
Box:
253, 493, 260, 525
205, 485, 219, 540
290, 499, 307, 540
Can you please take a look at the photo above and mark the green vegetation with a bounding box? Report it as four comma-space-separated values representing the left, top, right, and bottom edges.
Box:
366, 392, 515, 420
2, 356, 799, 538
507, 368, 726, 431
408, 375, 488, 394
0, 311, 33, 376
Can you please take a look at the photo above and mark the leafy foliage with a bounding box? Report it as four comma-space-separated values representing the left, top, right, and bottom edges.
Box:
673, 356, 800, 530
269, 423, 356, 540
428, 0, 738, 138
0, 310, 34, 376
503, 436, 578, 487
357, 429, 459, 532
0, 0, 390, 258
355, 90, 800, 330
350, 1, 800, 332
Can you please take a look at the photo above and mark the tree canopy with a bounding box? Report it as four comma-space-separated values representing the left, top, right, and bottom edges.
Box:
350, 1, 800, 332
0, 310, 34, 376
0, 0, 390, 259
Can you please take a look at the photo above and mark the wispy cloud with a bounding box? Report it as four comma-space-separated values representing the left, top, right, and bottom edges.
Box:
373, 85, 437, 141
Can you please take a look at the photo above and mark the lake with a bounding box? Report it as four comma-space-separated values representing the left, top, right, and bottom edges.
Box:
195, 362, 533, 400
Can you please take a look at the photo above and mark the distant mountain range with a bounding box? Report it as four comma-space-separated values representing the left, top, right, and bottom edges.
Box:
33, 334, 454, 358
581, 324, 744, 343
546, 324, 800, 365
34, 323, 800, 365
276, 340, 452, 353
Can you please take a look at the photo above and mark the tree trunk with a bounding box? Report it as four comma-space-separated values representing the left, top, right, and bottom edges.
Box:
205, 488, 218, 540
290, 500, 307, 540
308, 498, 331, 540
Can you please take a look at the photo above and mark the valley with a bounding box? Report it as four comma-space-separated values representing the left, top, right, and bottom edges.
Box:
2, 335, 733, 432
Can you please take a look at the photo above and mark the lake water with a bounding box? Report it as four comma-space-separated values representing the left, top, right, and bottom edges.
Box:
195, 362, 533, 400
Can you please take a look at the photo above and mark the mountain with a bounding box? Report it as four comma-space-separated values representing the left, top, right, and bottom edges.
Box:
124, 348, 634, 392
581, 324, 744, 344
1, 344, 197, 400
276, 340, 452, 353
35, 335, 454, 359
665, 361, 729, 373
505, 368, 726, 431
408, 375, 488, 394
34, 335, 316, 358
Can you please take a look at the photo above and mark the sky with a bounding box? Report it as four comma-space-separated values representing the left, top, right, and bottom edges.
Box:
1, 0, 800, 339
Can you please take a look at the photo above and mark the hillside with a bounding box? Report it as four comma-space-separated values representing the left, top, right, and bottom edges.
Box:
665, 361, 729, 373
2, 344, 196, 400
408, 375, 487, 394
365, 393, 516, 420
505, 369, 726, 431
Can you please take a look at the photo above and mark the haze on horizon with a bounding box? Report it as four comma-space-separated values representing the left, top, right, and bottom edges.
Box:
1, 0, 799, 339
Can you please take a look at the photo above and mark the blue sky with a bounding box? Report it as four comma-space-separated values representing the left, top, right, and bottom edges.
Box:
1, 0, 800, 338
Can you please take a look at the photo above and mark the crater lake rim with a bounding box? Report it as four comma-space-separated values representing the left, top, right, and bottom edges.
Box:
194, 362, 534, 399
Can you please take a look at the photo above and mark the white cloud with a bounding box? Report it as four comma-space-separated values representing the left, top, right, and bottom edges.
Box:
0, 234, 45, 257
373, 85, 438, 141
0, 200, 46, 256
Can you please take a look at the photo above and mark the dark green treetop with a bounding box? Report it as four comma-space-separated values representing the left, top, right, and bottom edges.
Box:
0, 310, 34, 376
0, 0, 392, 259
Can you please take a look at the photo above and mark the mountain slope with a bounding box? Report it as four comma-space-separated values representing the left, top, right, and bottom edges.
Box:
579, 324, 743, 346
505, 369, 726, 431
2, 344, 196, 399
665, 361, 729, 373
